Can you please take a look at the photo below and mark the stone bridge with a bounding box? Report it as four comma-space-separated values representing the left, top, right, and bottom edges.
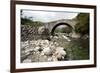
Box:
44, 19, 78, 34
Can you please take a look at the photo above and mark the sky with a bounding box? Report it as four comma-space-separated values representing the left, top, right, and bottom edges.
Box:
21, 10, 78, 23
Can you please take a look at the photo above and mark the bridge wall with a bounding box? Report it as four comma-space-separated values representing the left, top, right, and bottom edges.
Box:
45, 19, 78, 32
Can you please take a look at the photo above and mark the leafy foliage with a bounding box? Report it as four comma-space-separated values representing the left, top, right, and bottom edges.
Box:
64, 38, 89, 60
75, 13, 89, 35
21, 17, 44, 27
55, 26, 72, 34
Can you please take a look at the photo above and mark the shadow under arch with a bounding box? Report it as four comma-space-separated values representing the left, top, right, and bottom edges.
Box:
51, 23, 73, 36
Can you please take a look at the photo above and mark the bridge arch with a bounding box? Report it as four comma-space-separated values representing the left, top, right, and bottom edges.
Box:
51, 22, 73, 36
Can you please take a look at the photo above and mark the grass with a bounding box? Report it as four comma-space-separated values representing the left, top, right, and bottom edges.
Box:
64, 38, 89, 60
52, 37, 89, 60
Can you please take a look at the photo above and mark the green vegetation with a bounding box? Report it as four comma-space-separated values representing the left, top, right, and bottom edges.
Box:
55, 28, 63, 33
21, 17, 44, 27
21, 9, 44, 27
64, 39, 89, 60
21, 18, 33, 25
52, 36, 89, 60
55, 26, 72, 34
75, 13, 89, 35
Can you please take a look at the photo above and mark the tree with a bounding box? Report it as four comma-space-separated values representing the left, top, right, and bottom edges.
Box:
75, 13, 89, 35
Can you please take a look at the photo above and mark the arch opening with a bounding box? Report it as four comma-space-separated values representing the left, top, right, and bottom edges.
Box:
51, 23, 73, 36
